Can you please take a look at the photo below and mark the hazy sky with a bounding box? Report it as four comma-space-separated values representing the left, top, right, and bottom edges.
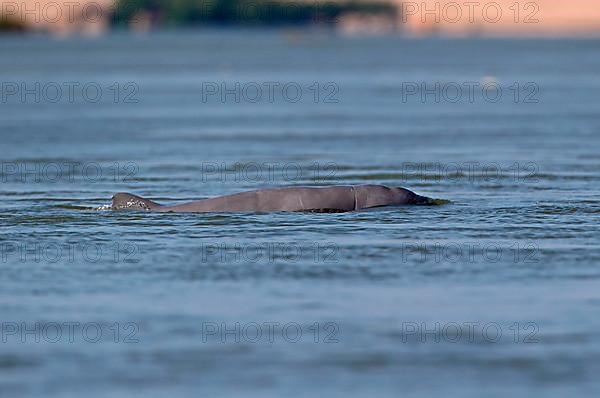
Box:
400, 0, 600, 35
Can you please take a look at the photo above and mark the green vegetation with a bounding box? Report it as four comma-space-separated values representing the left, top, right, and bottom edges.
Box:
111, 0, 396, 27
0, 16, 26, 32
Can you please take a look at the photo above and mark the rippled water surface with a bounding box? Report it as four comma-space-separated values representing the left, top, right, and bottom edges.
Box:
1, 32, 600, 397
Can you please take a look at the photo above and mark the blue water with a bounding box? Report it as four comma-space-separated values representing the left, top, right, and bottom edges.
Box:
1, 31, 600, 397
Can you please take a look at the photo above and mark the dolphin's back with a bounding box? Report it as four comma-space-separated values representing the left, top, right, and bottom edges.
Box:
162, 186, 356, 213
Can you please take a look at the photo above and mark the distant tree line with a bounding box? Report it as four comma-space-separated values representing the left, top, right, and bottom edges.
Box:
111, 0, 397, 27
0, 16, 26, 32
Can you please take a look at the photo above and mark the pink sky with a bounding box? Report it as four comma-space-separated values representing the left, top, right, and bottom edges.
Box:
398, 0, 600, 35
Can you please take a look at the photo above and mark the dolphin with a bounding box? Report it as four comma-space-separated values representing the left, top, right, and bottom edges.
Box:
111, 185, 432, 213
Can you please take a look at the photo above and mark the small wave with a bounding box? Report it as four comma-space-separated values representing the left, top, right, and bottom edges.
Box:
53, 204, 111, 211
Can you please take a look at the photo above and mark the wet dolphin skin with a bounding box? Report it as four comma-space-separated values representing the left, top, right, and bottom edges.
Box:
112, 185, 432, 213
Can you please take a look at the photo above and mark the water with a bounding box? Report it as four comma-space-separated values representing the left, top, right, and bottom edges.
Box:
1, 31, 600, 397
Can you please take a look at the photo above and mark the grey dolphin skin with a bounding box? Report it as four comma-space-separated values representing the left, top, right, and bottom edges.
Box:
111, 185, 432, 213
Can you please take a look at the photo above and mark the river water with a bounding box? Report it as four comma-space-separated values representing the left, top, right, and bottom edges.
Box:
1, 31, 599, 397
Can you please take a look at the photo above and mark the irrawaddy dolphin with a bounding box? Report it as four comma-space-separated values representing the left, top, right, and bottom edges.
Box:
111, 185, 433, 213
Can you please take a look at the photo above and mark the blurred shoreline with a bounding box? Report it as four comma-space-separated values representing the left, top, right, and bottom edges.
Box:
1, 27, 600, 41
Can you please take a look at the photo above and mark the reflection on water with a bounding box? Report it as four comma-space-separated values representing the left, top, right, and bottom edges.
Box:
1, 31, 600, 397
